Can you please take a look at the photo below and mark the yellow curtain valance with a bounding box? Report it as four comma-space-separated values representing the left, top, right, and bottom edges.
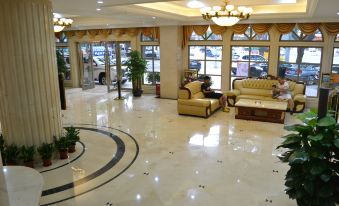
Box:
274, 23, 296, 34
323, 23, 339, 35
141, 27, 160, 39
98, 29, 112, 38
210, 25, 227, 35
298, 23, 321, 35
232, 24, 249, 34
182, 25, 227, 48
252, 24, 272, 35
87, 29, 99, 39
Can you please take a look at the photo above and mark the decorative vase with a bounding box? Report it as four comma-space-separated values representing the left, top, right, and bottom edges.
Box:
42, 159, 52, 167
59, 149, 68, 159
68, 144, 76, 153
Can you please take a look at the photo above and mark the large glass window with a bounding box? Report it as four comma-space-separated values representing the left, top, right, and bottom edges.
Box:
56, 46, 71, 80
189, 46, 222, 89
190, 27, 222, 41
232, 26, 269, 41
141, 46, 160, 85
280, 27, 323, 41
332, 48, 339, 74
231, 46, 269, 81
278, 47, 322, 97
141, 34, 158, 42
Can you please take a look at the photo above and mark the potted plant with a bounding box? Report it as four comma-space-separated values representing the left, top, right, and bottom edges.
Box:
56, 50, 67, 110
37, 143, 54, 167
65, 127, 80, 153
54, 136, 70, 159
4, 144, 19, 165
19, 145, 35, 168
277, 113, 339, 206
0, 134, 5, 165
125, 50, 147, 97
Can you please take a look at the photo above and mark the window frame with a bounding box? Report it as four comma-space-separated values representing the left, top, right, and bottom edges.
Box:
231, 27, 270, 41
140, 33, 159, 42
280, 28, 324, 42
189, 27, 223, 41
188, 45, 223, 90
331, 47, 339, 75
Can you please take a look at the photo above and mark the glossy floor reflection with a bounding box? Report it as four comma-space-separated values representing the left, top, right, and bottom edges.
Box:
54, 87, 300, 206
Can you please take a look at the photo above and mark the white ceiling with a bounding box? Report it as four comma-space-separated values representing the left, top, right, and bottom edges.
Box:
51, 0, 339, 30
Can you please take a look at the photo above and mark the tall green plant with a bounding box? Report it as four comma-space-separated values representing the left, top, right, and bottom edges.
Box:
56, 50, 67, 74
65, 127, 80, 145
125, 50, 147, 93
277, 115, 339, 206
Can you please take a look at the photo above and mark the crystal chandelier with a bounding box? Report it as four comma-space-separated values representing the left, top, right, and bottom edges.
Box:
200, 0, 253, 27
53, 16, 73, 32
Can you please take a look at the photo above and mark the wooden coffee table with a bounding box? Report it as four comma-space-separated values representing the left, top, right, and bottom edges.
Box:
235, 99, 288, 124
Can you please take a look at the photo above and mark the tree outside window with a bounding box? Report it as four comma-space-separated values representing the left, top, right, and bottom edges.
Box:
141, 46, 160, 85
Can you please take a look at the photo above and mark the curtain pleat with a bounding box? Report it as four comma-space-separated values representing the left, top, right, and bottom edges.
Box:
182, 26, 193, 49
126, 28, 140, 37
274, 23, 296, 34
88, 29, 99, 39
98, 29, 112, 38
232, 24, 249, 34
210, 25, 226, 35
75, 30, 86, 38
323, 23, 339, 35
298, 23, 320, 35
252, 24, 272, 35
65, 31, 75, 38
192, 25, 209, 35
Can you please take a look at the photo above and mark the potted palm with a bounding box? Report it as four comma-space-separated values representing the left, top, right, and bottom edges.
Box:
125, 50, 147, 97
19, 145, 35, 168
0, 134, 5, 165
65, 127, 80, 153
54, 136, 70, 159
37, 143, 54, 167
4, 144, 19, 165
277, 113, 339, 206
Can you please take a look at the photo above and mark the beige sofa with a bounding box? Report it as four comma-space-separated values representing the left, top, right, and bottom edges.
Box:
226, 78, 306, 112
178, 81, 222, 118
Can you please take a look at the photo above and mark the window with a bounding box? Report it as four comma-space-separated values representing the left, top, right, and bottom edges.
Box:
232, 26, 269, 41
278, 47, 322, 97
189, 46, 222, 89
141, 46, 160, 85
280, 27, 323, 41
141, 34, 158, 42
56, 32, 68, 43
56, 46, 71, 80
336, 34, 339, 42
231, 46, 269, 80
332, 48, 339, 74
190, 27, 222, 41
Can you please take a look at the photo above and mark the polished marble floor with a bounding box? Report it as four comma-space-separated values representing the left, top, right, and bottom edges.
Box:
43, 87, 300, 206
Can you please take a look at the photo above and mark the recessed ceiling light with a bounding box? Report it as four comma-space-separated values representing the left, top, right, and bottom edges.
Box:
337, 12, 339, 15
187, 0, 204, 9
96, 8, 101, 11
97, 0, 103, 3
279, 0, 296, 3
152, 16, 156, 19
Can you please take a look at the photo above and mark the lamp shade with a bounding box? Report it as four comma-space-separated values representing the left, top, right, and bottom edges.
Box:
211, 16, 240, 26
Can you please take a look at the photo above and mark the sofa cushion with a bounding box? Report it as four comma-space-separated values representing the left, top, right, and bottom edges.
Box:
240, 88, 272, 97
178, 99, 210, 107
192, 92, 205, 99
205, 98, 221, 111
240, 79, 277, 90
185, 81, 202, 96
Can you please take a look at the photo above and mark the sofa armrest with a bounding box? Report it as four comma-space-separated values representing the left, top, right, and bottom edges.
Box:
178, 87, 191, 99
178, 99, 211, 107
293, 94, 306, 113
225, 89, 240, 107
293, 94, 306, 102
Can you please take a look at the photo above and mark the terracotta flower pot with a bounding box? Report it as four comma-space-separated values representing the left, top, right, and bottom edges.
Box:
68, 144, 76, 153
42, 159, 52, 167
24, 161, 34, 168
59, 149, 68, 159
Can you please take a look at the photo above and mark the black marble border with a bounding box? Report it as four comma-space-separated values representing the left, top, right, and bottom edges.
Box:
40, 125, 139, 206
40, 141, 86, 173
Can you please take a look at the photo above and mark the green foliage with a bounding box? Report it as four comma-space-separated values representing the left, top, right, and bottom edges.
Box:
19, 145, 35, 162
4, 144, 19, 163
0, 134, 4, 160
56, 50, 67, 74
125, 50, 147, 91
37, 143, 55, 160
65, 127, 80, 145
54, 136, 71, 150
146, 72, 160, 84
277, 115, 339, 206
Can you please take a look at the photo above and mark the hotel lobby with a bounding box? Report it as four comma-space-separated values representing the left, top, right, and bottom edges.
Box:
0, 0, 339, 206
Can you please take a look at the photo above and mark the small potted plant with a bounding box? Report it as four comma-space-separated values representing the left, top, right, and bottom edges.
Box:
65, 127, 80, 153
125, 50, 147, 97
19, 145, 35, 168
4, 144, 19, 165
37, 143, 54, 167
54, 136, 70, 159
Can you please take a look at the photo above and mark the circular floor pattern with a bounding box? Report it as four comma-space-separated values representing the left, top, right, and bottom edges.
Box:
39, 125, 139, 206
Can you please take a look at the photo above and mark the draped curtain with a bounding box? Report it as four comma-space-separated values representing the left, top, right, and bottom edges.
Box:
323, 23, 339, 35
274, 23, 296, 34
231, 24, 249, 34
252, 24, 272, 35
182, 25, 227, 48
298, 23, 321, 35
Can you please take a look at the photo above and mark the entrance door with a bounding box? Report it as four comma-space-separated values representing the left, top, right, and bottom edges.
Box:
78, 43, 95, 90
105, 42, 117, 92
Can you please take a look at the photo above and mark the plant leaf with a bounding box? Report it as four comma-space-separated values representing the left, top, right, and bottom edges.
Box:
318, 184, 333, 198
284, 124, 301, 131
334, 138, 339, 148
282, 134, 302, 145
317, 116, 336, 127
288, 150, 309, 164
308, 134, 324, 141
320, 174, 331, 182
303, 180, 314, 194
310, 160, 327, 175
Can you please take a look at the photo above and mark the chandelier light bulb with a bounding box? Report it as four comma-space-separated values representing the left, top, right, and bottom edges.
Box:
226, 5, 234, 11
53, 14, 73, 32
213, 6, 222, 11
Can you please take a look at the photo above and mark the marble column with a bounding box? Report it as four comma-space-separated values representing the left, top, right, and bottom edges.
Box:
0, 0, 62, 146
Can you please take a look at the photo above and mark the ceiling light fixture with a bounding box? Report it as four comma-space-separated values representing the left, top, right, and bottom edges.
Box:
187, 0, 205, 9
53, 15, 73, 32
337, 12, 339, 15
200, 0, 253, 26
97, 0, 104, 3
96, 8, 101, 11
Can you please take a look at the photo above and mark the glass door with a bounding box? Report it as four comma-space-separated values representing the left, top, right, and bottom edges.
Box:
106, 42, 117, 92
78, 43, 95, 90
119, 42, 132, 90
